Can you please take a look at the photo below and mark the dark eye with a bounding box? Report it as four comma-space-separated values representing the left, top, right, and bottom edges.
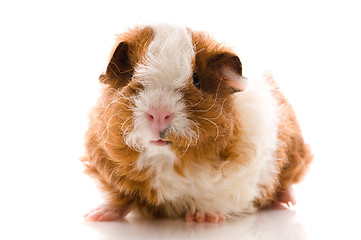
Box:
192, 73, 200, 89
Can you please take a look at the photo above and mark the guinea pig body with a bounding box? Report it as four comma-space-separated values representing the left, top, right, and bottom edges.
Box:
82, 24, 313, 223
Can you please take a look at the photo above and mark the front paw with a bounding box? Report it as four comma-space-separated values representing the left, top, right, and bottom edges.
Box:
84, 205, 130, 221
185, 211, 226, 223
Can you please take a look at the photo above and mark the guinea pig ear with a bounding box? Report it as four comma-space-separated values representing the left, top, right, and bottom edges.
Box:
208, 54, 247, 92
99, 42, 134, 87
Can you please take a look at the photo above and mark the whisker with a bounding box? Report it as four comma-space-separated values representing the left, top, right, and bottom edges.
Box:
185, 97, 204, 108
101, 133, 117, 161
120, 116, 134, 133
105, 99, 132, 112
194, 116, 220, 141
108, 62, 121, 79
174, 143, 182, 153
179, 142, 191, 158
101, 127, 110, 145
188, 79, 223, 113
199, 97, 228, 120
189, 120, 201, 143
109, 87, 133, 101
121, 121, 133, 136
108, 62, 133, 79
102, 143, 113, 159
171, 141, 183, 157
195, 47, 206, 55
102, 112, 123, 144
101, 87, 133, 109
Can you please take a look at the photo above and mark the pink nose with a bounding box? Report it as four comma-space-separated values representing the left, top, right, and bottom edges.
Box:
146, 108, 174, 138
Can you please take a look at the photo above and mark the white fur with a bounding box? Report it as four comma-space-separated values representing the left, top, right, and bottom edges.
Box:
235, 72, 280, 195
126, 88, 197, 151
131, 24, 280, 217
134, 24, 194, 90
125, 24, 197, 151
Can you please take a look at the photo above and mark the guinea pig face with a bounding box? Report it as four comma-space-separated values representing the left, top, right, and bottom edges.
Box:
99, 24, 247, 154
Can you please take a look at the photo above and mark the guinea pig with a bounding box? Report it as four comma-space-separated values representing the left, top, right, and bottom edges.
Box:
82, 24, 313, 223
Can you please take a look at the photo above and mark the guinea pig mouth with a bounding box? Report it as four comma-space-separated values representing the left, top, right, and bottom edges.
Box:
150, 139, 171, 146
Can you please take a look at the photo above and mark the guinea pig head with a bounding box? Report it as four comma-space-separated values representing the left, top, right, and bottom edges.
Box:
99, 25, 247, 157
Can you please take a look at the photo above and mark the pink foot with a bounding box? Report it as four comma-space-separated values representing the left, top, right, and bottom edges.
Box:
272, 187, 296, 210
84, 205, 130, 221
185, 211, 226, 223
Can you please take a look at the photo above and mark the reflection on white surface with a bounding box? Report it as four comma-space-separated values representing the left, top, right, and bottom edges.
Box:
82, 210, 307, 240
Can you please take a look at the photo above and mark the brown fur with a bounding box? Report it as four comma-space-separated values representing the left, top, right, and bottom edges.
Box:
191, 30, 243, 95
82, 27, 159, 210
99, 26, 154, 88
82, 26, 312, 217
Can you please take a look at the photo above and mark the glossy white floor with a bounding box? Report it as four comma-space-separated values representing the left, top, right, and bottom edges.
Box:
1, 1, 361, 239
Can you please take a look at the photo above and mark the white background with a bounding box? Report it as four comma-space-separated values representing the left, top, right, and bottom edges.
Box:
1, 0, 360, 239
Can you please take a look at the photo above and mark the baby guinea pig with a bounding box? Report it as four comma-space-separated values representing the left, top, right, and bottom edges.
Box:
82, 24, 313, 223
